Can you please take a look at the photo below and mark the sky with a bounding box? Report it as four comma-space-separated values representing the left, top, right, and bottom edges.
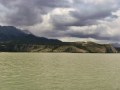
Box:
0, 0, 120, 43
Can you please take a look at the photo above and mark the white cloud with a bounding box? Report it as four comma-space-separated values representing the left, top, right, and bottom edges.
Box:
0, 0, 120, 43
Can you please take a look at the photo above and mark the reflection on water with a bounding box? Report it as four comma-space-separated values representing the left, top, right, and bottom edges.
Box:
0, 53, 120, 90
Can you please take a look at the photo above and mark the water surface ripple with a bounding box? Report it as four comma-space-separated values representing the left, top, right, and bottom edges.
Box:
0, 53, 120, 90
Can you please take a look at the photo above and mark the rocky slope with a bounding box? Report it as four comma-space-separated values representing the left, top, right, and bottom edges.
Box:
0, 42, 117, 53
0, 26, 118, 53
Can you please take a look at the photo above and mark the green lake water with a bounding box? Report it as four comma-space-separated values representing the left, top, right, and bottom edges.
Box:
0, 53, 120, 90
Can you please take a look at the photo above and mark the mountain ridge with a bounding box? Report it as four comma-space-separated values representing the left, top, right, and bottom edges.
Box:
0, 26, 118, 53
0, 26, 61, 44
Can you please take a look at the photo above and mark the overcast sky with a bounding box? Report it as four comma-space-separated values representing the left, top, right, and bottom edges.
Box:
0, 0, 120, 43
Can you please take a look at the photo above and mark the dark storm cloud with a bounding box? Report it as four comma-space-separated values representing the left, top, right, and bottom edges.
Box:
0, 0, 119, 27
70, 10, 112, 26
0, 0, 120, 42
34, 0, 70, 8
67, 32, 120, 42
48, 0, 120, 32
50, 14, 76, 30
52, 0, 119, 27
7, 4, 43, 26
0, 0, 70, 26
67, 32, 113, 41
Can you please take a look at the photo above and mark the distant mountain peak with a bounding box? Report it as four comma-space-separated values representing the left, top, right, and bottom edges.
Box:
0, 25, 61, 44
22, 30, 32, 34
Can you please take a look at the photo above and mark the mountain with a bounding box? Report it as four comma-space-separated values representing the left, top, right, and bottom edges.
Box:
0, 26, 61, 44
112, 43, 120, 52
112, 43, 120, 47
0, 26, 26, 41
0, 26, 118, 53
